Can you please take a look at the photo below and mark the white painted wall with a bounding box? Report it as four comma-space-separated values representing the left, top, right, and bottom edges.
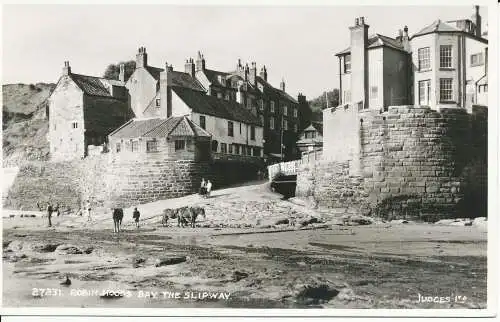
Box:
126, 67, 158, 118
48, 76, 85, 161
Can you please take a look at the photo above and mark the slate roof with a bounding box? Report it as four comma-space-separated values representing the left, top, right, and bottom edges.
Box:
172, 86, 262, 127
69, 73, 123, 98
109, 116, 210, 139
412, 20, 460, 38
256, 76, 298, 103
204, 69, 231, 87
144, 66, 206, 92
335, 33, 405, 56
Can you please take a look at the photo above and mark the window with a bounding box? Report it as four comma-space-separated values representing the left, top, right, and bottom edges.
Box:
250, 126, 255, 140
418, 80, 431, 106
221, 143, 227, 153
239, 123, 242, 134
116, 143, 121, 153
439, 78, 453, 102
175, 140, 185, 151
344, 54, 351, 73
479, 84, 488, 93
293, 108, 298, 118
229, 144, 233, 154
199, 115, 206, 129
125, 141, 131, 151
258, 99, 264, 110
418, 47, 431, 71
72, 122, 78, 129
283, 106, 288, 116
155, 99, 160, 107
253, 147, 261, 157
259, 115, 264, 125
217, 93, 223, 99
146, 140, 158, 153
343, 90, 351, 103
228, 121, 234, 137
370, 86, 378, 99
270, 117, 275, 129
234, 144, 240, 155
131, 140, 139, 152
225, 93, 230, 101
440, 45, 452, 68
471, 53, 484, 66
283, 121, 288, 131
294, 123, 298, 132
246, 146, 252, 156
270, 101, 275, 113
211, 141, 218, 152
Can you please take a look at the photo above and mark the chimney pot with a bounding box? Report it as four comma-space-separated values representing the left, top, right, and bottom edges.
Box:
361, 17, 365, 25
355, 18, 359, 26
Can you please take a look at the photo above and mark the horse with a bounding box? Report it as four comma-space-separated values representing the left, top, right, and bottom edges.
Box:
112, 208, 124, 233
178, 206, 206, 228
161, 208, 179, 227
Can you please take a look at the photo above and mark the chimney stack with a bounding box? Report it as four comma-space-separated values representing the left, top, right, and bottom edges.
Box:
260, 65, 267, 81
280, 78, 285, 92
472, 5, 482, 37
136, 47, 148, 68
119, 63, 125, 82
160, 61, 172, 117
402, 25, 410, 52
249, 62, 257, 85
196, 51, 205, 72
62, 61, 71, 76
185, 58, 195, 77
244, 63, 249, 82
349, 16, 369, 109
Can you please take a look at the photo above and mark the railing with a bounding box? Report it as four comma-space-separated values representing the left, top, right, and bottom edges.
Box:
267, 148, 323, 182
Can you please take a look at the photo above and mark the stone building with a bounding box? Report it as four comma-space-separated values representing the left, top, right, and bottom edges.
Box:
335, 6, 488, 112
125, 50, 264, 163
48, 62, 133, 161
108, 116, 211, 162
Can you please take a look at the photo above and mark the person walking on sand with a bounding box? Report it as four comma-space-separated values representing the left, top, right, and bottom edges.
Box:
133, 207, 141, 229
86, 201, 92, 222
54, 203, 60, 217
46, 202, 53, 227
205, 180, 212, 198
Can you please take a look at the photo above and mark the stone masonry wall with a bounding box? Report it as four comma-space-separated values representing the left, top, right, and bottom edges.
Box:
296, 105, 487, 221
3, 161, 82, 211
104, 159, 212, 208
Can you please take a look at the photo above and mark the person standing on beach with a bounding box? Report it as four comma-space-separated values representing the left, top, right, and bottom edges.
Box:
132, 207, 141, 229
46, 202, 53, 227
86, 201, 92, 222
199, 178, 206, 196
205, 180, 212, 198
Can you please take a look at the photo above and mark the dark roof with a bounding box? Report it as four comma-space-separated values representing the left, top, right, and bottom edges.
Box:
203, 69, 231, 87
69, 73, 122, 97
109, 116, 210, 139
145, 66, 163, 80
144, 66, 206, 92
172, 86, 262, 126
335, 34, 405, 56
256, 76, 298, 104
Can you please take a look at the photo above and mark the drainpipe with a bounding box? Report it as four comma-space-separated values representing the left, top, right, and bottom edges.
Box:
338, 56, 342, 105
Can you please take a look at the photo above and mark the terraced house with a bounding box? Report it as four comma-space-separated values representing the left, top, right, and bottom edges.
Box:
335, 6, 488, 112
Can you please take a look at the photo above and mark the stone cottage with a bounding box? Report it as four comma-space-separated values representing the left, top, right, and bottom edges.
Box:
108, 115, 211, 162
48, 62, 133, 161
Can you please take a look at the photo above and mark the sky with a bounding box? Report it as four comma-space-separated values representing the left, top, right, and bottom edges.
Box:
1, 4, 489, 100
